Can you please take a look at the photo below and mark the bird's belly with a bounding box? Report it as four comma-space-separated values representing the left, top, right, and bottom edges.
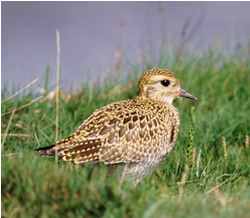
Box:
125, 150, 172, 186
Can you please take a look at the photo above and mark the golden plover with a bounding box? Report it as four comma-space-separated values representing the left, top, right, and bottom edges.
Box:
36, 68, 197, 185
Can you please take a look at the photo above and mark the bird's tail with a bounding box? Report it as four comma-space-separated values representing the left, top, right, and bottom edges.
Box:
35, 144, 61, 156
35, 135, 75, 156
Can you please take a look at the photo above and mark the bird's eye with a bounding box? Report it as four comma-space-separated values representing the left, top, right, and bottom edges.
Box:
161, 80, 170, 87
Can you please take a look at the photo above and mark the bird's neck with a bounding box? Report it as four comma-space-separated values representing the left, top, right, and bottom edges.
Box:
135, 95, 178, 112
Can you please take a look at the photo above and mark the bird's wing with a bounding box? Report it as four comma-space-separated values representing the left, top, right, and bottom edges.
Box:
36, 102, 123, 156
59, 100, 172, 165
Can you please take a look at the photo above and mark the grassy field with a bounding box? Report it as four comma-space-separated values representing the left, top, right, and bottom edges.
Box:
1, 45, 250, 217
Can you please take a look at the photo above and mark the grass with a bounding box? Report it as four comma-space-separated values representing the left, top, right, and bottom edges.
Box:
1, 45, 250, 218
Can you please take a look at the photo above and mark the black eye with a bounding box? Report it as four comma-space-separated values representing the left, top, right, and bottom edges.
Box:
161, 80, 170, 87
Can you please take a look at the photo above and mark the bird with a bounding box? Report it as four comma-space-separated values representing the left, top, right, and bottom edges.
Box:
35, 68, 197, 186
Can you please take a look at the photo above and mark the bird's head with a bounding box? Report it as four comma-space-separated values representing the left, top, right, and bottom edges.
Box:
138, 68, 198, 105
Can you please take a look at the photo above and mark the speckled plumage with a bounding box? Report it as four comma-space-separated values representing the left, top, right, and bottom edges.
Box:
36, 68, 197, 185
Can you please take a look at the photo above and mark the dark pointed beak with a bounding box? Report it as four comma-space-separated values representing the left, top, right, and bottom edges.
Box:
179, 89, 198, 100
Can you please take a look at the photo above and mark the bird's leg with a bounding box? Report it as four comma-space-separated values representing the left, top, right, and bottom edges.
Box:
119, 162, 130, 187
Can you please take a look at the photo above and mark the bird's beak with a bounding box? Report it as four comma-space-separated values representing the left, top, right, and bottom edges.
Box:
179, 89, 198, 100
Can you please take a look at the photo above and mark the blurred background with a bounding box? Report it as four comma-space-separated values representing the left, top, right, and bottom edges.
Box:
1, 1, 250, 90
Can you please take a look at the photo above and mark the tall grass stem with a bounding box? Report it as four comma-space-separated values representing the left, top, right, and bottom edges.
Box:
222, 136, 227, 174
55, 30, 61, 164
